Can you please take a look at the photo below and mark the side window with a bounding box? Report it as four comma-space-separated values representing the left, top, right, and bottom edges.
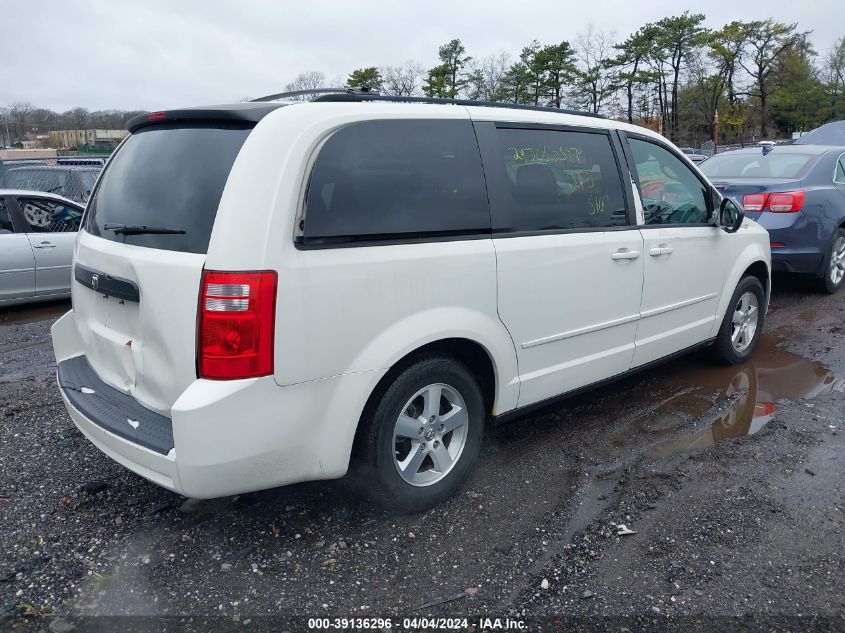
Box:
487, 127, 628, 231
0, 199, 12, 233
16, 198, 81, 233
836, 156, 845, 184
629, 138, 710, 225
303, 120, 489, 241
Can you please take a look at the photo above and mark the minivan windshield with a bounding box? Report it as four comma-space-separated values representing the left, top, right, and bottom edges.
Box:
84, 124, 252, 254
699, 152, 815, 179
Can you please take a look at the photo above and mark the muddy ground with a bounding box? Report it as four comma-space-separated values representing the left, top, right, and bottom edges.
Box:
1, 276, 843, 631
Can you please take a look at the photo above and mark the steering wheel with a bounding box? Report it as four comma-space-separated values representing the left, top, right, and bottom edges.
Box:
22, 203, 52, 228
643, 202, 675, 225
672, 202, 700, 224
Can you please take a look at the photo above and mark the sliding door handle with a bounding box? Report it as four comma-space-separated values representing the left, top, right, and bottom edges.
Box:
611, 249, 640, 260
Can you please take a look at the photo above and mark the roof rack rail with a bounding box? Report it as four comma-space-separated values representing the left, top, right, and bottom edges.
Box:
311, 91, 605, 119
251, 87, 373, 103
250, 86, 603, 119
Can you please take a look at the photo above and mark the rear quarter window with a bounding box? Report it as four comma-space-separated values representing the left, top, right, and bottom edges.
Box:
84, 124, 252, 254
302, 119, 490, 243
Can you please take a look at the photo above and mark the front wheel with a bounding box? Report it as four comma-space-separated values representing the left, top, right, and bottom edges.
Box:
820, 228, 845, 294
713, 276, 766, 365
354, 356, 484, 512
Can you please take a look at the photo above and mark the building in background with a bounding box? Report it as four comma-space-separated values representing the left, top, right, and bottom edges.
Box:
47, 129, 127, 149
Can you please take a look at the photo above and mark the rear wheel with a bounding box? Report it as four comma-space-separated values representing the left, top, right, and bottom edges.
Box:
820, 228, 845, 294
713, 276, 765, 365
355, 357, 484, 512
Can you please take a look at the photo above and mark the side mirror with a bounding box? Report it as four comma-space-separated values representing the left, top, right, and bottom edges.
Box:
719, 197, 745, 233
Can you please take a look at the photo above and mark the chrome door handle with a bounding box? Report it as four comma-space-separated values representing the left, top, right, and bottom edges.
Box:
33, 241, 56, 249
649, 246, 674, 256
611, 249, 640, 260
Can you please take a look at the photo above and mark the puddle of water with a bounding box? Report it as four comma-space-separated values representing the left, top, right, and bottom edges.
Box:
490, 334, 842, 466
0, 299, 70, 325
643, 334, 844, 457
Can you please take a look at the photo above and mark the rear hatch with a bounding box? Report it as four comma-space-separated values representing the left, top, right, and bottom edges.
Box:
73, 120, 254, 414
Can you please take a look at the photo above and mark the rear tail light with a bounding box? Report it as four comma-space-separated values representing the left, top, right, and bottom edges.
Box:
767, 191, 805, 212
198, 270, 277, 380
770, 242, 786, 248
741, 191, 805, 213
741, 193, 768, 212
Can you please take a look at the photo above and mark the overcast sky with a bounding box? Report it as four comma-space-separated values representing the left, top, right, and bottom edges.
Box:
1, 0, 839, 112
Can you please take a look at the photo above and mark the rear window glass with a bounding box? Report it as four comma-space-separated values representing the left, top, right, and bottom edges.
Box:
84, 124, 251, 254
302, 120, 489, 241
699, 152, 815, 179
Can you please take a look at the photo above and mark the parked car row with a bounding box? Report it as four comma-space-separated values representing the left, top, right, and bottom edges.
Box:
678, 147, 709, 164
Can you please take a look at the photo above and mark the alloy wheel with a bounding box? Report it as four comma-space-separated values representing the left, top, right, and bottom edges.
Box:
730, 291, 759, 353
392, 383, 469, 487
830, 236, 845, 287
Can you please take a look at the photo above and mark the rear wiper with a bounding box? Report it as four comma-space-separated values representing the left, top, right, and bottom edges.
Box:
103, 223, 186, 235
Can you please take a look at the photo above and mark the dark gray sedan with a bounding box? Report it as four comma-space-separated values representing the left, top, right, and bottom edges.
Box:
700, 144, 845, 293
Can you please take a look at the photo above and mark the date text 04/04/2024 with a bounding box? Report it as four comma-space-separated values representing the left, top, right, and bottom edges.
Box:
306, 616, 527, 630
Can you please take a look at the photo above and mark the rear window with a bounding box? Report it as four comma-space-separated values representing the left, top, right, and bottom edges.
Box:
302, 119, 489, 242
699, 152, 815, 179
84, 124, 251, 254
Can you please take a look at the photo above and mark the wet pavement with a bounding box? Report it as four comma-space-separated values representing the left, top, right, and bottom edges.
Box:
1, 279, 844, 630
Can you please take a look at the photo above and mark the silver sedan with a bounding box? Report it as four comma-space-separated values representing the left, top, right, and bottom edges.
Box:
0, 189, 84, 305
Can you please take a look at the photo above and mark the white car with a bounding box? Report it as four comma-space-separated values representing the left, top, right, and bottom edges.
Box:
51, 93, 771, 511
0, 189, 84, 305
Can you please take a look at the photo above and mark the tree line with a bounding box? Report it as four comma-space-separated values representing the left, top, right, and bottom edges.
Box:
294, 15, 845, 146
0, 104, 146, 148
4, 14, 844, 149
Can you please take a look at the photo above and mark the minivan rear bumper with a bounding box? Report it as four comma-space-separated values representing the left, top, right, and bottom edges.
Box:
52, 310, 381, 499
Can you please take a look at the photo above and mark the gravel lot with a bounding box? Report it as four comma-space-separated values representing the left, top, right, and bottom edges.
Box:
1, 276, 844, 631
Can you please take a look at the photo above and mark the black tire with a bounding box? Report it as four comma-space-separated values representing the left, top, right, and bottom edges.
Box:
712, 275, 766, 365
353, 356, 484, 512
819, 227, 845, 294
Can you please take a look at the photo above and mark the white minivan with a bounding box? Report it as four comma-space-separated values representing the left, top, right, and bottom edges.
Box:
52, 92, 770, 511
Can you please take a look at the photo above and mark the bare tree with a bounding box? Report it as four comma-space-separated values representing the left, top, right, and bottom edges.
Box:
63, 107, 90, 129
572, 26, 618, 114
464, 51, 512, 100
283, 70, 329, 101
823, 36, 845, 118
7, 102, 34, 123
380, 61, 424, 96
